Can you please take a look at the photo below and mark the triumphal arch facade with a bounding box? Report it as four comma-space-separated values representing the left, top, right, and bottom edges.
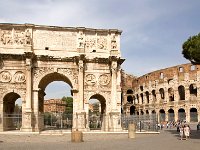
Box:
0, 23, 124, 132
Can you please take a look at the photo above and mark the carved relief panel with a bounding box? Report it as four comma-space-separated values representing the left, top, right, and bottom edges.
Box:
14, 71, 26, 83
0, 71, 26, 83
58, 68, 78, 85
84, 73, 111, 90
33, 30, 76, 51
97, 34, 107, 50
0, 28, 32, 46
0, 71, 12, 82
85, 32, 96, 52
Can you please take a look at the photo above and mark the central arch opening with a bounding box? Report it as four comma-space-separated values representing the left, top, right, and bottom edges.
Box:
88, 94, 106, 130
38, 72, 73, 131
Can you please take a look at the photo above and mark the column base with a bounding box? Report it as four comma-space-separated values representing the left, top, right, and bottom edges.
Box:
21, 112, 33, 132
109, 112, 122, 132
73, 112, 87, 131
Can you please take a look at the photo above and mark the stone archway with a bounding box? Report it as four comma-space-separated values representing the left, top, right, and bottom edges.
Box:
0, 23, 123, 132
2, 92, 22, 131
35, 72, 73, 131
88, 94, 106, 130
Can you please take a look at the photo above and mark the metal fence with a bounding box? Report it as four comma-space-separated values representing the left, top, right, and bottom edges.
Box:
121, 114, 158, 132
3, 113, 22, 130
44, 113, 73, 130
89, 114, 102, 130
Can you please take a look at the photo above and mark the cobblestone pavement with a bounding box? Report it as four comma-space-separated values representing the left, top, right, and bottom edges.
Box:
0, 125, 199, 150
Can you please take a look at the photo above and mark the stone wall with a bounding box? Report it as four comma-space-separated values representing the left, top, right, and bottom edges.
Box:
122, 63, 200, 123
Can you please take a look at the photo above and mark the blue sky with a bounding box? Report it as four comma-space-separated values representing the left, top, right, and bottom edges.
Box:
1, 0, 200, 99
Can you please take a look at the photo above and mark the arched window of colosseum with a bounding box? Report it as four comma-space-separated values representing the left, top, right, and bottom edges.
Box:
190, 65, 196, 71
145, 91, 150, 103
140, 86, 143, 91
127, 89, 133, 94
152, 110, 156, 114
159, 88, 165, 99
179, 67, 184, 72
160, 72, 164, 79
127, 96, 133, 104
189, 84, 197, 97
152, 90, 156, 102
168, 79, 173, 85
178, 85, 185, 100
159, 109, 165, 122
130, 106, 135, 115
141, 110, 144, 115
146, 110, 149, 115
168, 88, 174, 101
168, 109, 175, 121
190, 108, 198, 122
178, 108, 186, 121
137, 111, 139, 115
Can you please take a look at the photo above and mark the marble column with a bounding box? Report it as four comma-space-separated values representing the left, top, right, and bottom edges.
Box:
21, 58, 33, 132
111, 60, 118, 111
78, 59, 84, 111
74, 56, 86, 131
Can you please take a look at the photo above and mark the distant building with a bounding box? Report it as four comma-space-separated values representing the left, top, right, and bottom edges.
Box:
89, 102, 101, 113
44, 99, 67, 114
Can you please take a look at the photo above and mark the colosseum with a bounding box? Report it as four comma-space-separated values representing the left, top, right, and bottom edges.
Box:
122, 63, 200, 123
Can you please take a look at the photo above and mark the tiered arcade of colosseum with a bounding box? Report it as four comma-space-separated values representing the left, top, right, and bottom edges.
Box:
122, 63, 200, 123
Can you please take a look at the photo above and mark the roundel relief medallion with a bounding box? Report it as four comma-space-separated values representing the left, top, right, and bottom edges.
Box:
85, 74, 96, 85
14, 72, 26, 83
99, 74, 110, 85
0, 71, 12, 82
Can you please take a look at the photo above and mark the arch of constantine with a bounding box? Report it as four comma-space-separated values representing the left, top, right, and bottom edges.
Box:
0, 23, 124, 132
122, 63, 200, 123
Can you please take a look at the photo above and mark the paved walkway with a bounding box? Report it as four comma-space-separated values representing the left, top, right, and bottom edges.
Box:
0, 126, 199, 150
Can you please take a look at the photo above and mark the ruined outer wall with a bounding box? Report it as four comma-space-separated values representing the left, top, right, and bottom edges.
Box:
122, 63, 200, 122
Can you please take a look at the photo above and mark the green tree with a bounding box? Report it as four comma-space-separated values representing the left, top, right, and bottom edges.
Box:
62, 96, 73, 113
182, 33, 200, 64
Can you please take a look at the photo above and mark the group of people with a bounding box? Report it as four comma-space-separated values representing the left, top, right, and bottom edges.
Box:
178, 124, 190, 140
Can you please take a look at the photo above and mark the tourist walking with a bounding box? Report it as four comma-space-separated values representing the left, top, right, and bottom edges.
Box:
184, 125, 190, 140
179, 125, 184, 140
